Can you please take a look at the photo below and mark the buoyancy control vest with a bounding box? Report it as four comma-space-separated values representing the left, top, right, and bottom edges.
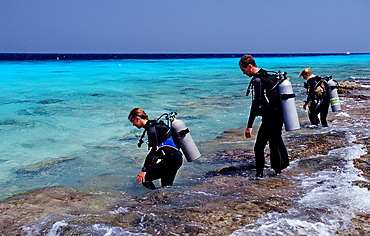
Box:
312, 76, 329, 100
138, 120, 179, 151
246, 70, 300, 131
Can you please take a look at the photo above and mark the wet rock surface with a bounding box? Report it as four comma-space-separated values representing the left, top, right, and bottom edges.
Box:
0, 82, 369, 235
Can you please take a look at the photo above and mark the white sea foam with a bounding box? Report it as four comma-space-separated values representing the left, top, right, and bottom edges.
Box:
231, 144, 370, 236
335, 112, 350, 117
21, 216, 152, 236
109, 206, 130, 214
48, 220, 68, 236
91, 224, 151, 236
21, 219, 68, 236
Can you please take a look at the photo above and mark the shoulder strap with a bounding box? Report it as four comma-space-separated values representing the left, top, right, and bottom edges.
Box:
138, 130, 147, 147
246, 69, 273, 96
137, 120, 156, 147
246, 79, 254, 96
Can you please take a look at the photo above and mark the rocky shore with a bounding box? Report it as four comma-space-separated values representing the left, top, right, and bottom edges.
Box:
0, 80, 369, 235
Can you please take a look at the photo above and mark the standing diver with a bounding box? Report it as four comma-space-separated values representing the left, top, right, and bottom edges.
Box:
239, 55, 289, 178
299, 67, 330, 127
128, 108, 183, 189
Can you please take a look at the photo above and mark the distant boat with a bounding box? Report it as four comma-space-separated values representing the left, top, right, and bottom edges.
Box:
346, 52, 351, 55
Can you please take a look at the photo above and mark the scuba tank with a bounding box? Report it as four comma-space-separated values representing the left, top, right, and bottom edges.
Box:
137, 112, 200, 162
277, 72, 301, 131
326, 76, 341, 112
158, 112, 201, 162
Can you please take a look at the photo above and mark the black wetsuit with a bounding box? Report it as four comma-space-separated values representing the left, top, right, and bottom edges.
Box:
247, 69, 289, 176
305, 77, 330, 126
142, 120, 183, 189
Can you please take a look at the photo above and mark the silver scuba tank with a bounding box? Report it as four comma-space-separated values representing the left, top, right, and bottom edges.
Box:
326, 78, 341, 112
278, 77, 300, 131
171, 118, 201, 162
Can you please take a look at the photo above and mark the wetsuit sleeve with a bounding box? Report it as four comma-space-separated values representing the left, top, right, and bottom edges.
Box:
305, 78, 316, 104
142, 126, 158, 171
247, 77, 262, 128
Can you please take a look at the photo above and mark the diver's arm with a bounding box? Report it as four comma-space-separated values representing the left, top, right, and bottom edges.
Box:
305, 78, 316, 105
246, 78, 262, 138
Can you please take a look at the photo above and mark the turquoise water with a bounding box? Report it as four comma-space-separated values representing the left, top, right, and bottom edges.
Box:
1, 54, 369, 199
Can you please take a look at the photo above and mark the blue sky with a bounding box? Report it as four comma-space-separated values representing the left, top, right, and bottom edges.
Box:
1, 0, 369, 53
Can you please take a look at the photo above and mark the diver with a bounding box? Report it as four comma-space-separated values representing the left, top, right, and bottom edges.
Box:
128, 108, 183, 189
299, 67, 330, 127
239, 55, 289, 178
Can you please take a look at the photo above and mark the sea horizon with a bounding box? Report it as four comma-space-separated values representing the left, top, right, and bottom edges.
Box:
0, 52, 367, 60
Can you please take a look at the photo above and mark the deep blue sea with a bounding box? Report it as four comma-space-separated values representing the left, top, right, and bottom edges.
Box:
0, 53, 368, 199
1, 53, 370, 235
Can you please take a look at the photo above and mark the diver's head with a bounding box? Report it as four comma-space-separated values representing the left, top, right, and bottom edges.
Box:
299, 67, 313, 80
128, 108, 148, 129
239, 55, 259, 77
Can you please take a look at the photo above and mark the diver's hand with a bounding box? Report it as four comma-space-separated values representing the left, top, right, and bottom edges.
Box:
136, 171, 146, 184
245, 128, 252, 138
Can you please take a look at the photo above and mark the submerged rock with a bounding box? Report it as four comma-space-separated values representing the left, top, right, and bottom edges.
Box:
16, 156, 79, 174
36, 99, 64, 104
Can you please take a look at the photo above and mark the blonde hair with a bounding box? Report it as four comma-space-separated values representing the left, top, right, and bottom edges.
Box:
299, 67, 313, 78
128, 108, 148, 122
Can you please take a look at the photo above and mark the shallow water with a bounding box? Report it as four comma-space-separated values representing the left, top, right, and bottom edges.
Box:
1, 53, 370, 235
